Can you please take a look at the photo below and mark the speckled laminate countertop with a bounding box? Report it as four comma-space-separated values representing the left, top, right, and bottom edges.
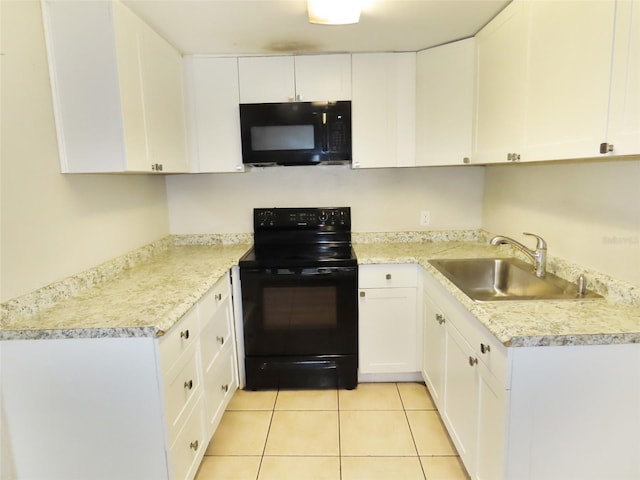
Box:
2, 233, 638, 347
354, 240, 640, 347
0, 243, 251, 340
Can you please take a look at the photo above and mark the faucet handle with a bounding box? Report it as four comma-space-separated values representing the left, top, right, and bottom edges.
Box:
523, 232, 547, 250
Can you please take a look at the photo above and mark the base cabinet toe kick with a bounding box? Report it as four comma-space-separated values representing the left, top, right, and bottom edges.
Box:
421, 269, 640, 480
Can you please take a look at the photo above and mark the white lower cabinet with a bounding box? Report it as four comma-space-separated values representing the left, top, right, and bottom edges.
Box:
421, 290, 446, 408
422, 267, 639, 480
442, 321, 480, 468
1, 272, 237, 480
358, 264, 419, 377
169, 394, 207, 480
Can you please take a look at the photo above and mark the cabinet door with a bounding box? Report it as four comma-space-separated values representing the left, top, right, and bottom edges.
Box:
352, 53, 416, 168
442, 322, 478, 472
607, 0, 640, 156
238, 56, 295, 103
185, 57, 244, 173
294, 54, 351, 101
43, 1, 129, 173
523, 1, 615, 162
359, 287, 418, 374
139, 23, 189, 173
422, 293, 447, 409
476, 362, 507, 480
112, 1, 147, 172
416, 39, 475, 166
473, 1, 528, 164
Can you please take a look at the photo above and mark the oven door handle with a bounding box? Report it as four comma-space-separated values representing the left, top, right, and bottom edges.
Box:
267, 267, 355, 276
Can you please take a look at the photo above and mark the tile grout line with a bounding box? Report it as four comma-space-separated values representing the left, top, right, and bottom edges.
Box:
397, 383, 429, 480
254, 390, 279, 480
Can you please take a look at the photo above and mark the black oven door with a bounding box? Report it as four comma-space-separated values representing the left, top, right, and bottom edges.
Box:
240, 266, 357, 357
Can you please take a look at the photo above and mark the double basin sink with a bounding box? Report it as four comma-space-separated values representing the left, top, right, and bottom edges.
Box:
429, 257, 601, 302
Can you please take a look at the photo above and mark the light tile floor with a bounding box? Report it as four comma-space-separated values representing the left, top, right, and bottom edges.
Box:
195, 382, 470, 480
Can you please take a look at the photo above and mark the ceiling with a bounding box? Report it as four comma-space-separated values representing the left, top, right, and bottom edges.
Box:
123, 0, 510, 56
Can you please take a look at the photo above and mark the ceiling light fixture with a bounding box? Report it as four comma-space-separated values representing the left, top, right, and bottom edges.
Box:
307, 0, 361, 25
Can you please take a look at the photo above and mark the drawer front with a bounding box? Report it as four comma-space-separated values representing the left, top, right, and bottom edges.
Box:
203, 345, 237, 437
200, 296, 232, 370
199, 274, 230, 322
359, 264, 418, 288
170, 394, 206, 480
164, 344, 202, 444
159, 305, 200, 373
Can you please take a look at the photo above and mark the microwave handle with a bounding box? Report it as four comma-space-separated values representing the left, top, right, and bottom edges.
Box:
322, 112, 328, 152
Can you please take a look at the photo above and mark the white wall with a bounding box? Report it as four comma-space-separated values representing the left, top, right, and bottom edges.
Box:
483, 159, 640, 286
0, 1, 170, 302
166, 165, 485, 234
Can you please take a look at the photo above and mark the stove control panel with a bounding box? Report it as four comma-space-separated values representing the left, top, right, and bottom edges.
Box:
254, 207, 350, 229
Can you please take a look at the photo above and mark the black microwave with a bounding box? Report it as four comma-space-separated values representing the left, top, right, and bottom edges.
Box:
239, 101, 352, 166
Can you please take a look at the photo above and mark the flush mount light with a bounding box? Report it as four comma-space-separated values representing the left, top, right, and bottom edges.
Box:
307, 0, 361, 25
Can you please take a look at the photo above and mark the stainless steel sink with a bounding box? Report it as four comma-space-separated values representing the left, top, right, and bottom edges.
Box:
429, 257, 602, 301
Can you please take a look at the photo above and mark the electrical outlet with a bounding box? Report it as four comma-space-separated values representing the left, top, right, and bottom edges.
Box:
420, 210, 430, 226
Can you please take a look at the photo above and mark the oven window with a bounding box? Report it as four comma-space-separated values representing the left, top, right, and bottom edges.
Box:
251, 125, 315, 151
263, 286, 337, 330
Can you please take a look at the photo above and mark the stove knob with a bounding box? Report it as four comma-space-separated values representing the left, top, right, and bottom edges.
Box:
318, 211, 329, 224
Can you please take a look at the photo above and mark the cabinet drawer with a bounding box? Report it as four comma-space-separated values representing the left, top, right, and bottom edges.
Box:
359, 264, 418, 288
203, 345, 237, 436
170, 394, 206, 480
159, 305, 200, 372
200, 295, 232, 371
164, 343, 202, 444
199, 274, 230, 322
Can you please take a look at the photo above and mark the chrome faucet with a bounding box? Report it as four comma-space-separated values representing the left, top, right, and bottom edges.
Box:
490, 232, 548, 277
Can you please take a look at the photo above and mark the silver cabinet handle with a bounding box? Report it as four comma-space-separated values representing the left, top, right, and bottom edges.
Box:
360, 291, 366, 297
184, 379, 193, 390
435, 313, 446, 325
215, 293, 222, 301
600, 142, 614, 154
463, 157, 470, 164
190, 440, 199, 451
216, 335, 225, 345
180, 330, 190, 340
480, 343, 491, 354
468, 356, 478, 366
221, 384, 229, 392
385, 274, 392, 280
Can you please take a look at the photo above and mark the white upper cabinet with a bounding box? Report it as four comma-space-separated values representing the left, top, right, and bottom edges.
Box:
606, 0, 640, 157
185, 57, 244, 173
293, 55, 352, 101
138, 24, 189, 173
237, 54, 351, 103
42, 1, 189, 173
522, 0, 615, 162
351, 52, 416, 169
415, 38, 475, 166
473, 0, 638, 164
472, 1, 528, 164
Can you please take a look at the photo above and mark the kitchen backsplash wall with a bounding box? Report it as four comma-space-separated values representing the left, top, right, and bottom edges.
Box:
0, 2, 171, 302
483, 158, 640, 286
165, 165, 485, 234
